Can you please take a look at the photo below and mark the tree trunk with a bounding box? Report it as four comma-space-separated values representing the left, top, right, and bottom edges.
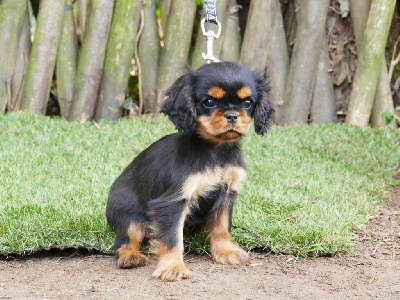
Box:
20, 0, 67, 114
159, 0, 171, 39
281, 0, 330, 125
310, 36, 337, 124
56, 1, 78, 119
266, 0, 289, 124
239, 0, 275, 72
12, 6, 31, 111
346, 0, 396, 126
191, 0, 230, 69
95, 0, 141, 121
77, 0, 91, 43
138, 0, 160, 114
0, 0, 28, 113
68, 0, 114, 122
155, 0, 197, 111
219, 0, 241, 62
349, 0, 395, 128
371, 62, 395, 128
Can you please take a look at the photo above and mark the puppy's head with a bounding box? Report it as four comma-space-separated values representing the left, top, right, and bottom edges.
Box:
160, 62, 274, 143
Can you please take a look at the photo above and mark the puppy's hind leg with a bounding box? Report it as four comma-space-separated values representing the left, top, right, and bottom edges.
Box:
116, 221, 148, 268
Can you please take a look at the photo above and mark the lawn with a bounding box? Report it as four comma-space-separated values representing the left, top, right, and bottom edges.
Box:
0, 112, 399, 257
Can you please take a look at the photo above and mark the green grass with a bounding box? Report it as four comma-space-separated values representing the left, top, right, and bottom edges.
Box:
0, 112, 399, 257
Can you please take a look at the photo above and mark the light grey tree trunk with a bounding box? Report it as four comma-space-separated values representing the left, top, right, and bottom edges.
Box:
159, 0, 171, 38
138, 0, 160, 114
0, 0, 29, 113
281, 0, 330, 125
371, 62, 395, 128
95, 0, 142, 120
20, 0, 67, 114
266, 0, 289, 124
12, 7, 31, 111
349, 0, 395, 128
310, 36, 337, 124
77, 0, 91, 43
68, 0, 114, 122
239, 0, 275, 72
346, 0, 396, 126
219, 0, 241, 62
56, 1, 78, 119
155, 0, 197, 111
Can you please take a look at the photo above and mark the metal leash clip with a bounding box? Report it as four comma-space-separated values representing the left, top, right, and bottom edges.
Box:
201, 18, 221, 64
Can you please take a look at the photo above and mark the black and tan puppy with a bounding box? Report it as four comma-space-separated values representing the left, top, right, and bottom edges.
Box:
106, 62, 274, 281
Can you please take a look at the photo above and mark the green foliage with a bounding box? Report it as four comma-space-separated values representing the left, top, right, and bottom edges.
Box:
0, 112, 399, 257
382, 109, 394, 126
126, 75, 139, 98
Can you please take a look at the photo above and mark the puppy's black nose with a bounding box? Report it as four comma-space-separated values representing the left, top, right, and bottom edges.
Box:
225, 113, 238, 125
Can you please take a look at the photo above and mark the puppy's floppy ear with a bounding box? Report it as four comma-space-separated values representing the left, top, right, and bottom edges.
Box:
253, 73, 274, 135
160, 74, 196, 132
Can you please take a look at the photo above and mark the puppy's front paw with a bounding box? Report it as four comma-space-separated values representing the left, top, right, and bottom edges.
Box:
211, 240, 249, 265
151, 263, 191, 281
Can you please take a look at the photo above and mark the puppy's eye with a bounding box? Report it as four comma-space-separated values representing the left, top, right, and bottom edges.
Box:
203, 99, 217, 108
243, 100, 253, 109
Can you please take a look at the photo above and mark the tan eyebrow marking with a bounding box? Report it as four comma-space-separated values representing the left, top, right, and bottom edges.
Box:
237, 86, 252, 99
208, 86, 226, 99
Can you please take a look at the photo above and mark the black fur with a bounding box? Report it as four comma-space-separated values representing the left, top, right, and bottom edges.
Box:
106, 62, 274, 269
253, 73, 274, 135
106, 133, 245, 249
160, 76, 197, 132
160, 62, 274, 134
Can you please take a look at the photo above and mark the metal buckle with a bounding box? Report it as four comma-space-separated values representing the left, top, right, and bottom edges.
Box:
201, 18, 221, 64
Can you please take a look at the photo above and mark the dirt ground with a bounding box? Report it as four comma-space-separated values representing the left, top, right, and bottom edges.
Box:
1, 186, 399, 300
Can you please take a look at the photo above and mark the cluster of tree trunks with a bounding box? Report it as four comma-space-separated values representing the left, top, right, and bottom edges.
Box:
0, 0, 397, 127
346, 0, 396, 128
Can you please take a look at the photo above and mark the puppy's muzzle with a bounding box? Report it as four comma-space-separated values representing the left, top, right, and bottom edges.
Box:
225, 112, 238, 125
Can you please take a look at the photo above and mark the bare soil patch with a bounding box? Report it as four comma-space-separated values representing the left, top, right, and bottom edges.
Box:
1, 185, 399, 300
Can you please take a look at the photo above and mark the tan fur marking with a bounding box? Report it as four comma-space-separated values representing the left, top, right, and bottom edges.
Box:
181, 168, 223, 200
234, 109, 252, 136
116, 221, 147, 268
208, 86, 226, 99
237, 86, 252, 99
181, 165, 246, 201
117, 245, 147, 267
209, 206, 230, 236
196, 115, 228, 144
127, 221, 147, 245
151, 241, 191, 281
222, 166, 247, 192
196, 109, 251, 144
208, 206, 249, 265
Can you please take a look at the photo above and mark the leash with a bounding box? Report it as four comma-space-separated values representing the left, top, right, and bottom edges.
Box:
201, 0, 221, 63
